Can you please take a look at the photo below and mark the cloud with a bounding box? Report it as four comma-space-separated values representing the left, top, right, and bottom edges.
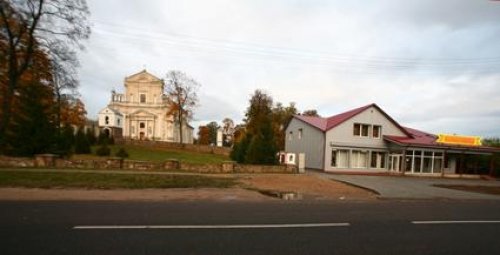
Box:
79, 0, 500, 138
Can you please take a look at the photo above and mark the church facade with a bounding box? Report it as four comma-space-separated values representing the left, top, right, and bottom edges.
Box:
98, 70, 194, 143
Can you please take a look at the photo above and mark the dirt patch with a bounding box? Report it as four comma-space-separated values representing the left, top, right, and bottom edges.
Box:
433, 185, 500, 196
0, 174, 376, 202
239, 174, 376, 201
0, 187, 273, 202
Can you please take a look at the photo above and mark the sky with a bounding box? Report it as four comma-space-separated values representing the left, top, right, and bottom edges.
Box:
78, 0, 500, 137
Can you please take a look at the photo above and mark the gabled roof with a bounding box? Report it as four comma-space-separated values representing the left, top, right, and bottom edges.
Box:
293, 103, 412, 137
99, 106, 123, 116
129, 109, 156, 117
125, 69, 162, 82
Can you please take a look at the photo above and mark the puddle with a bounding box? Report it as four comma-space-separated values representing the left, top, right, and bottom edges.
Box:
258, 190, 303, 200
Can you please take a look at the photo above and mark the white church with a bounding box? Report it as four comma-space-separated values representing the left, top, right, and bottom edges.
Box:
98, 70, 194, 143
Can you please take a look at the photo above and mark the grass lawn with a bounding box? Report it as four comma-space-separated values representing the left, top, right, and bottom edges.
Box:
0, 171, 237, 189
72, 145, 229, 164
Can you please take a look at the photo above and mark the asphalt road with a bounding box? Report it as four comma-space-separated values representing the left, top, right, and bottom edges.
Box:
1, 200, 500, 255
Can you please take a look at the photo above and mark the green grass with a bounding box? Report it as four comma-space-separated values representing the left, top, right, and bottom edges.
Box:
0, 171, 237, 189
73, 145, 229, 164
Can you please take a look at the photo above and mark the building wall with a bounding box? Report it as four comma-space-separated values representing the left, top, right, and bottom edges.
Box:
324, 106, 408, 172
285, 118, 325, 170
98, 108, 123, 129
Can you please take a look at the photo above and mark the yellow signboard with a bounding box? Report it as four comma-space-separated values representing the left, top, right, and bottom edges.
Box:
437, 134, 482, 146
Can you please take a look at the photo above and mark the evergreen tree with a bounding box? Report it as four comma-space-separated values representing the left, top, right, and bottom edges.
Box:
54, 124, 75, 157
230, 90, 278, 164
245, 115, 277, 164
97, 132, 108, 145
74, 127, 91, 154
86, 127, 96, 146
5, 83, 56, 156
230, 133, 251, 163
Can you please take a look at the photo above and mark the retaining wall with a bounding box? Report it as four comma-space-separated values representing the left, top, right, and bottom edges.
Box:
0, 155, 297, 174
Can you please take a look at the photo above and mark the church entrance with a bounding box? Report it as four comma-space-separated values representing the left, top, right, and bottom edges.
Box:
139, 132, 145, 140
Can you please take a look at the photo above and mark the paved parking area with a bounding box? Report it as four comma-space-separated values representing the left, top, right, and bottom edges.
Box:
313, 172, 500, 200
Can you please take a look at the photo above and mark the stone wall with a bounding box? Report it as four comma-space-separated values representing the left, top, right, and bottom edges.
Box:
118, 139, 231, 156
0, 156, 297, 174
0, 156, 35, 168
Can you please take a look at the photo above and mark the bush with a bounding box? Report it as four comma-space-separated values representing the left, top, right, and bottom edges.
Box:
115, 147, 129, 158
74, 127, 91, 154
95, 144, 111, 156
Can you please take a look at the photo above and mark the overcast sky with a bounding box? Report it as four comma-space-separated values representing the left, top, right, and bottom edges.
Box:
78, 0, 500, 137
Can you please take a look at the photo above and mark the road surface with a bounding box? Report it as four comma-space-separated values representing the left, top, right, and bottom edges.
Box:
1, 200, 500, 255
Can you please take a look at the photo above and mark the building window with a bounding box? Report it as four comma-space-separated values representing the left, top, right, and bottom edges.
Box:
370, 151, 387, 169
298, 128, 303, 139
140, 122, 145, 128
353, 124, 361, 136
105, 116, 109, 125
331, 149, 349, 168
354, 123, 370, 137
361, 124, 369, 137
405, 150, 444, 174
352, 150, 368, 168
140, 94, 146, 103
288, 131, 293, 141
373, 125, 381, 138
117, 118, 120, 126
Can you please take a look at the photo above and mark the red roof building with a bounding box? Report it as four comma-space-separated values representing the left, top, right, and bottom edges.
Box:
285, 103, 499, 175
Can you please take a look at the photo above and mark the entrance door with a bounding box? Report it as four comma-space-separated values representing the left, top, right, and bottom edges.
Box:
389, 154, 402, 172
139, 132, 145, 140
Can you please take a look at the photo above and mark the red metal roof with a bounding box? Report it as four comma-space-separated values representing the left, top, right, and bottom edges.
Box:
294, 103, 411, 136
385, 127, 500, 153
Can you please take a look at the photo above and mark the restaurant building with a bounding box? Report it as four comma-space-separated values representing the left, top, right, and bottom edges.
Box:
285, 103, 499, 175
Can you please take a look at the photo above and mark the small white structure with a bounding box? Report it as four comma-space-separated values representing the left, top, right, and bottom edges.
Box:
98, 107, 123, 137
216, 128, 223, 147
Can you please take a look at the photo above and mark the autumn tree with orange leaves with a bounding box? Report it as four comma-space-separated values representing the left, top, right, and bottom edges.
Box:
164, 70, 200, 144
0, 0, 90, 152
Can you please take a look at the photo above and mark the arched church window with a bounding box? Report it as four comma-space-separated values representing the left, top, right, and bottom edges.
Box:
105, 116, 109, 125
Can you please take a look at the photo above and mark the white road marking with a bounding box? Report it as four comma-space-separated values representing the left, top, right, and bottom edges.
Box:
412, 220, 500, 225
73, 223, 350, 230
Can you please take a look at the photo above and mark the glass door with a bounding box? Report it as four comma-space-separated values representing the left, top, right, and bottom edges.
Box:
389, 154, 402, 172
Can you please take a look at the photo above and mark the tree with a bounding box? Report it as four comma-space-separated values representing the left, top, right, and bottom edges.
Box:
483, 137, 500, 148
4, 80, 56, 156
231, 90, 278, 164
206, 121, 219, 145
164, 70, 200, 144
301, 109, 320, 117
74, 126, 90, 154
60, 96, 86, 127
272, 102, 298, 151
221, 118, 235, 147
0, 0, 90, 151
197, 125, 210, 145
56, 123, 75, 156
